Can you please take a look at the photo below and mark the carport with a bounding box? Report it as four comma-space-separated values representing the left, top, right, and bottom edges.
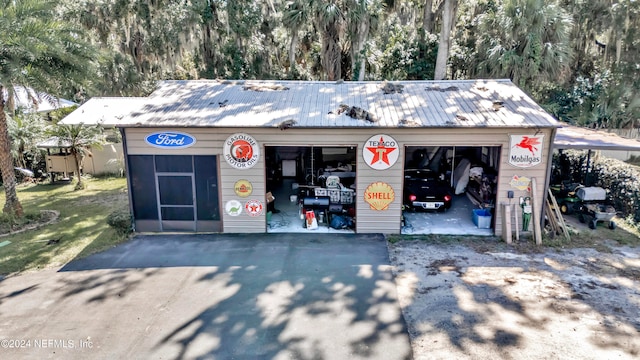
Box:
552, 124, 640, 185
554, 125, 640, 151
547, 124, 640, 232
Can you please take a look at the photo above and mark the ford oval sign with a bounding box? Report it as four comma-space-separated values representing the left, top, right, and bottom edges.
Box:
145, 132, 196, 149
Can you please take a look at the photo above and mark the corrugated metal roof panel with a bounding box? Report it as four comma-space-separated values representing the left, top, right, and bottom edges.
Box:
60, 97, 147, 126
554, 125, 640, 151
64, 79, 560, 129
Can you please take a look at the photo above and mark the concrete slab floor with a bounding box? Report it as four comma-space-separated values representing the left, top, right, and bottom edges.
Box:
0, 234, 412, 360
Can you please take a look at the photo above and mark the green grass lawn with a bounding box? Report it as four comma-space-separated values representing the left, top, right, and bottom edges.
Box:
0, 177, 129, 276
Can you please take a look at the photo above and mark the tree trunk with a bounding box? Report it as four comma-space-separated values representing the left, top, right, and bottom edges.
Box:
289, 31, 299, 72
322, 28, 341, 81
357, 56, 366, 81
422, 0, 434, 34
73, 150, 84, 189
434, 0, 457, 80
0, 95, 24, 217
202, 1, 220, 77
352, 18, 370, 81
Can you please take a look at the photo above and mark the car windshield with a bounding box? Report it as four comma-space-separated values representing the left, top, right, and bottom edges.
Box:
405, 170, 438, 180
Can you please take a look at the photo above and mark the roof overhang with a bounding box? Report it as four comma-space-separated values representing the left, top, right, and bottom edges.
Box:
60, 97, 148, 126
36, 136, 71, 149
6, 86, 76, 113
553, 124, 640, 151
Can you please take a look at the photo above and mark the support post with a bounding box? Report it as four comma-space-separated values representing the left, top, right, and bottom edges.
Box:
530, 177, 543, 245
502, 203, 512, 244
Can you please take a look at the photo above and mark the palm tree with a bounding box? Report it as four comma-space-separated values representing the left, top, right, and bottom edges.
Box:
346, 0, 382, 81
7, 112, 48, 170
313, 0, 346, 80
472, 0, 573, 92
47, 124, 105, 190
0, 0, 95, 215
283, 0, 310, 76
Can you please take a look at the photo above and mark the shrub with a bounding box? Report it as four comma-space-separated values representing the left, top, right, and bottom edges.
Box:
0, 211, 47, 234
107, 209, 132, 235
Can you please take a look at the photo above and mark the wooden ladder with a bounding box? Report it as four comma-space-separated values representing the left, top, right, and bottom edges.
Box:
546, 188, 571, 241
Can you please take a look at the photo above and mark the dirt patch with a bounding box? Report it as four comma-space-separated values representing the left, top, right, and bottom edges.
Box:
389, 239, 640, 360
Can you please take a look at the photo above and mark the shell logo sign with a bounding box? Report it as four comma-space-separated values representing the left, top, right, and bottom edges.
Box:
363, 134, 399, 170
364, 182, 395, 211
224, 133, 260, 169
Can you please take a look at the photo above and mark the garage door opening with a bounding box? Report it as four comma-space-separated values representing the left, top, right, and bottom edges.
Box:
265, 146, 356, 233
402, 146, 500, 235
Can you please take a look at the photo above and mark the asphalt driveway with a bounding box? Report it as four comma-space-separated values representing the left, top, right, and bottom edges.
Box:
0, 233, 412, 359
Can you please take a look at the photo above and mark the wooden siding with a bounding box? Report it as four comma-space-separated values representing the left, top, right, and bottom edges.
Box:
124, 126, 554, 236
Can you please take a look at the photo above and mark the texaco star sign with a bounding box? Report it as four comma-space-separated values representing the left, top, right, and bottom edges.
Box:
363, 134, 399, 170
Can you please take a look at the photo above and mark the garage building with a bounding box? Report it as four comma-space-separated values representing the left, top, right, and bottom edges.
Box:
61, 79, 559, 236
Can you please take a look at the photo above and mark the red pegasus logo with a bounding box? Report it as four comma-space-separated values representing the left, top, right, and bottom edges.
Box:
513, 136, 541, 155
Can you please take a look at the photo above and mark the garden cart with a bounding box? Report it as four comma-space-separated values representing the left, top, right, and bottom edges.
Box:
575, 187, 617, 230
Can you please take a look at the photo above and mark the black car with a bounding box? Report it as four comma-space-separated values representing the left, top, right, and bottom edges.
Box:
403, 169, 452, 211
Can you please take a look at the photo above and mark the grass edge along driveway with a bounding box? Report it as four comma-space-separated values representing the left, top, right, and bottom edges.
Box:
0, 177, 130, 276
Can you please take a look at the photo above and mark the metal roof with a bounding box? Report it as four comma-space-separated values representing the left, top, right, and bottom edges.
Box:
60, 97, 147, 126
36, 136, 72, 149
554, 125, 640, 151
63, 79, 559, 129
6, 86, 76, 113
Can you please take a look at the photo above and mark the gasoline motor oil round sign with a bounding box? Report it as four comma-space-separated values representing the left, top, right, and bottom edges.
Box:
224, 133, 260, 169
363, 134, 399, 170
225, 200, 243, 216
244, 199, 264, 217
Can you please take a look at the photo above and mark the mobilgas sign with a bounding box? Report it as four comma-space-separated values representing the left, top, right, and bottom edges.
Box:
509, 135, 544, 168
145, 132, 196, 149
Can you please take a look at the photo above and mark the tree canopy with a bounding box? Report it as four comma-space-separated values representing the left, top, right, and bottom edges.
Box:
49, 0, 639, 131
1, 0, 96, 215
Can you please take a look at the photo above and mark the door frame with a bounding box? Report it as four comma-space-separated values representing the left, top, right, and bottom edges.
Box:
155, 172, 197, 231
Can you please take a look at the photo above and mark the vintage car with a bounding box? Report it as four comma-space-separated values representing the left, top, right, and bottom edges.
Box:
403, 169, 452, 211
